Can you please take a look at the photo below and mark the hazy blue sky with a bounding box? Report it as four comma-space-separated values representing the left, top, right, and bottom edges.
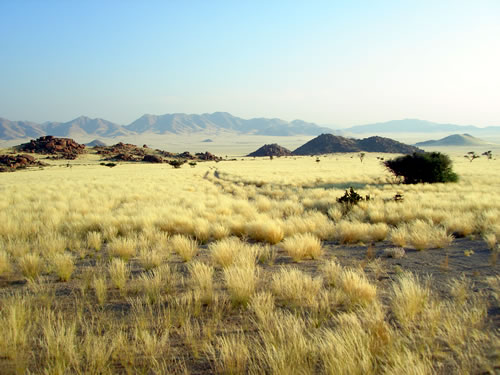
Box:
1, 1, 499, 126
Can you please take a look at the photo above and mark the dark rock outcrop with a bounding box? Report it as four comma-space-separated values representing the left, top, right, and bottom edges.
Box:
17, 136, 86, 159
195, 152, 222, 161
0, 154, 47, 172
247, 143, 293, 157
142, 154, 163, 163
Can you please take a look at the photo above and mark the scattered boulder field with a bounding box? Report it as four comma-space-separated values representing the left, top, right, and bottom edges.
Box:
95, 142, 223, 163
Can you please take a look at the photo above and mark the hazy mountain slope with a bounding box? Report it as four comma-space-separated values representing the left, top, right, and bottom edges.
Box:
43, 116, 131, 137
0, 118, 45, 139
415, 134, 492, 147
345, 119, 499, 134
124, 112, 332, 136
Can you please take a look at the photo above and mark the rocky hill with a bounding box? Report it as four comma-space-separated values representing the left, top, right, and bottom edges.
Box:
292, 134, 421, 155
292, 134, 360, 155
247, 144, 293, 157
358, 136, 422, 153
17, 136, 86, 159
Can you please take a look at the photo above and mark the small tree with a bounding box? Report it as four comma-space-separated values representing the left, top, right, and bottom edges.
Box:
482, 150, 493, 160
464, 151, 480, 162
359, 152, 365, 163
384, 152, 458, 184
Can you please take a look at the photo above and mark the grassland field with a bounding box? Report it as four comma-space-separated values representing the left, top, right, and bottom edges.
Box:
0, 149, 499, 374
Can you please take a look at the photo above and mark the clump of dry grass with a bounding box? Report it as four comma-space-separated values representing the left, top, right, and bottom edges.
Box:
207, 333, 250, 374
0, 250, 12, 276
338, 268, 377, 308
108, 258, 130, 290
211, 222, 230, 240
108, 237, 136, 260
224, 263, 258, 306
209, 237, 245, 268
246, 220, 284, 244
390, 225, 408, 247
484, 233, 497, 250
271, 267, 322, 308
335, 222, 389, 244
137, 265, 174, 304
138, 247, 166, 270
50, 253, 75, 282
250, 291, 276, 323
391, 273, 430, 328
318, 313, 375, 374
92, 275, 107, 305
391, 220, 453, 250
169, 234, 198, 262
280, 233, 323, 262
18, 253, 44, 280
86, 231, 102, 251
320, 259, 343, 287
189, 261, 214, 305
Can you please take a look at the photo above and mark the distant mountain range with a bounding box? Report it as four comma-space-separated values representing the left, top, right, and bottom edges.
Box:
414, 134, 492, 147
0, 112, 332, 140
1, 114, 500, 141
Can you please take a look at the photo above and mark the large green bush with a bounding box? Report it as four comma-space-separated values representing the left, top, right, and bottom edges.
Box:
384, 152, 458, 184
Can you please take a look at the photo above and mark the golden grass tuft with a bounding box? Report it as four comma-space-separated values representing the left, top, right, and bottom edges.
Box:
86, 231, 102, 251
138, 247, 166, 271
207, 333, 250, 374
484, 233, 497, 250
271, 267, 322, 308
0, 249, 12, 276
169, 234, 198, 262
50, 253, 75, 282
223, 263, 258, 307
92, 275, 107, 305
246, 220, 284, 244
108, 237, 136, 260
280, 233, 323, 262
209, 237, 245, 268
108, 258, 130, 290
391, 273, 430, 327
189, 261, 214, 305
18, 253, 45, 281
338, 268, 377, 308
320, 259, 343, 287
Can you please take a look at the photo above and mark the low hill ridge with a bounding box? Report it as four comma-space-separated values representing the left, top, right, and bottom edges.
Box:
292, 134, 422, 155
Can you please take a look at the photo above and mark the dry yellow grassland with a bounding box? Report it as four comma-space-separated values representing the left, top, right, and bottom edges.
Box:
0, 154, 498, 373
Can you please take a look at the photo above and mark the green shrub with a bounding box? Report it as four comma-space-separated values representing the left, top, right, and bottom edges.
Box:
384, 152, 458, 184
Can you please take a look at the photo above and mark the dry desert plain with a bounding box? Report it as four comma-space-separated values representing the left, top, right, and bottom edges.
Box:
0, 149, 499, 374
